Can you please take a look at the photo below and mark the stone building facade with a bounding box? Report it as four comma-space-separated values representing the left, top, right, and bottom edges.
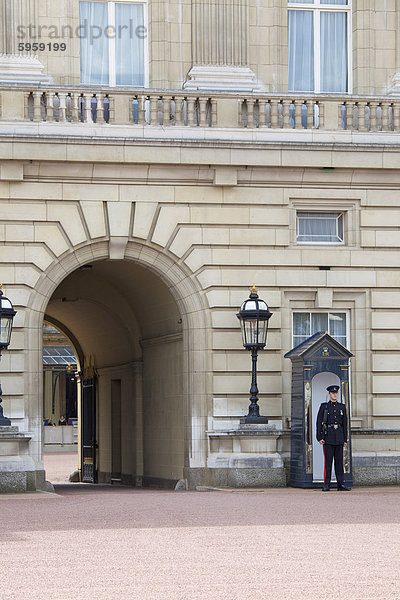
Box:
1, 0, 400, 491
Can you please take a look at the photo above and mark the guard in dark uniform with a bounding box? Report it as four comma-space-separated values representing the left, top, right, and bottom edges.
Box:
316, 385, 351, 491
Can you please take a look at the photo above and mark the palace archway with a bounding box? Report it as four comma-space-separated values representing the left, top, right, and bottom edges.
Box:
26, 242, 210, 489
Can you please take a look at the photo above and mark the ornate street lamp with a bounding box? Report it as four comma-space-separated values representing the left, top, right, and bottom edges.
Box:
237, 285, 272, 424
0, 286, 16, 426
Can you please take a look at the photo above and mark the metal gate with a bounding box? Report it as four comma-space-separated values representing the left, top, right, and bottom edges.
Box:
81, 375, 97, 483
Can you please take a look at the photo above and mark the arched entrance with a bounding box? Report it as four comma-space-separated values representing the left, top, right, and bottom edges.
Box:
26, 242, 210, 489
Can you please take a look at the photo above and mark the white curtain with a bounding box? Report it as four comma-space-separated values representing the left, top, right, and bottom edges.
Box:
329, 313, 347, 346
320, 11, 347, 92
297, 213, 341, 242
311, 313, 328, 334
116, 3, 145, 86
288, 10, 314, 92
293, 313, 311, 346
80, 2, 109, 85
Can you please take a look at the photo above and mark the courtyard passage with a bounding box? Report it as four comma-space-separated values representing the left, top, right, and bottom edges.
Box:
0, 482, 399, 600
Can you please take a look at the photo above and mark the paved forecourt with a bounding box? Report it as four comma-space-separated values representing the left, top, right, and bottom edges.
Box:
0, 484, 399, 600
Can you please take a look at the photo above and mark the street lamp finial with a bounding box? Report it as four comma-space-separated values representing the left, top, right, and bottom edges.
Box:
249, 283, 258, 295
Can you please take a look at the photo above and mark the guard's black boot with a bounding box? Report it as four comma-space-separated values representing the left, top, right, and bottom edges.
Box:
322, 484, 330, 492
337, 485, 351, 491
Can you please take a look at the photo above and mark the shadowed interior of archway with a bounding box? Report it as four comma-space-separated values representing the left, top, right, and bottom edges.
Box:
44, 259, 185, 488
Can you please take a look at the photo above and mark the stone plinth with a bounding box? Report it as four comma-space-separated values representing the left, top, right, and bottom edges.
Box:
352, 429, 400, 486
0, 54, 51, 84
0, 426, 35, 492
206, 424, 289, 488
184, 65, 265, 92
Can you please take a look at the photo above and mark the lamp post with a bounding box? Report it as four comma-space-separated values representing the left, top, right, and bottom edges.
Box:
0, 286, 16, 426
237, 285, 272, 425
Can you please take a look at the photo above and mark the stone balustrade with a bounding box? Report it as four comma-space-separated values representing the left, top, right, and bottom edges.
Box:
1, 85, 400, 132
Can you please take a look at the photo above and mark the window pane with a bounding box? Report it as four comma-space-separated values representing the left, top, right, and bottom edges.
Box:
338, 214, 344, 240
293, 313, 310, 337
329, 313, 346, 338
288, 11, 314, 91
293, 312, 348, 349
297, 212, 343, 243
289, 0, 314, 3
80, 2, 109, 85
320, 11, 347, 92
115, 3, 145, 86
321, 0, 347, 4
311, 313, 328, 334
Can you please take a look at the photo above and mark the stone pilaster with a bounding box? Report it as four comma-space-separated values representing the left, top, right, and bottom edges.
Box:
0, 0, 37, 54
0, 0, 50, 84
185, 0, 264, 92
192, 0, 248, 67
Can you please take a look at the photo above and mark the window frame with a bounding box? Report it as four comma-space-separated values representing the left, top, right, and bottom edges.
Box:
80, 0, 149, 88
292, 310, 350, 350
287, 0, 352, 94
296, 211, 345, 245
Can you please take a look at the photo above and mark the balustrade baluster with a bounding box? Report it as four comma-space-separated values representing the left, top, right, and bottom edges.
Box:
247, 99, 254, 128
84, 93, 92, 123
59, 93, 67, 122
148, 95, 157, 125
137, 95, 146, 124
199, 97, 208, 126
25, 93, 32, 121
282, 100, 291, 128
392, 103, 400, 131
263, 101, 271, 128
345, 102, 353, 130
370, 101, 378, 131
34, 91, 42, 122
211, 99, 217, 127
162, 95, 171, 126
381, 102, 390, 131
173, 96, 183, 126
294, 100, 302, 129
238, 99, 245, 127
315, 101, 322, 129
70, 94, 78, 122
304, 100, 314, 129
359, 102, 367, 131
258, 100, 267, 127
270, 100, 278, 128
97, 94, 104, 123
49, 93, 57, 122
187, 98, 197, 126
65, 94, 72, 122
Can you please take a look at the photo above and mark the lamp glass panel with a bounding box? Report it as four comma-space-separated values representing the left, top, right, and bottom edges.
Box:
244, 319, 259, 346
258, 319, 268, 345
0, 317, 12, 346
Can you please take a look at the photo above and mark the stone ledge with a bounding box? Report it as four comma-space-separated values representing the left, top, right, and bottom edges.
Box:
207, 428, 290, 437
208, 452, 284, 469
352, 429, 400, 436
353, 452, 400, 467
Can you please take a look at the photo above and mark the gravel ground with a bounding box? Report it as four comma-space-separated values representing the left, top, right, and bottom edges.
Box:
1, 462, 400, 600
43, 451, 79, 483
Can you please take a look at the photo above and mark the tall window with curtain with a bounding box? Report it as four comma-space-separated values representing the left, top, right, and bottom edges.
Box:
80, 1, 146, 87
292, 312, 348, 348
288, 0, 350, 93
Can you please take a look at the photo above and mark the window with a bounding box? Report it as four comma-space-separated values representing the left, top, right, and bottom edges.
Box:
293, 312, 348, 348
288, 0, 350, 93
296, 212, 344, 244
80, 1, 146, 86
